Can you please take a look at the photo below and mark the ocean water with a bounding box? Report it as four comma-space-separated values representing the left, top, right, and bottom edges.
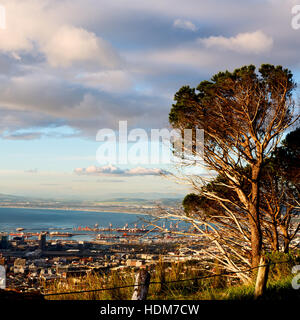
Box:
0, 207, 146, 241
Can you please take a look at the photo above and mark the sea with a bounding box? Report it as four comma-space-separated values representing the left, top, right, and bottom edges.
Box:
0, 207, 148, 241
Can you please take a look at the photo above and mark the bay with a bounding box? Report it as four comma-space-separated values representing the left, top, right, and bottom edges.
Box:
0, 207, 146, 241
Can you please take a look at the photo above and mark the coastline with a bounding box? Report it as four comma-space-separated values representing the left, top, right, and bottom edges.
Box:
0, 205, 151, 216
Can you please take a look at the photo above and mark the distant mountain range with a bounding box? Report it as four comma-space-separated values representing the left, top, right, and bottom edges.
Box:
0, 193, 27, 201
106, 192, 185, 200
0, 192, 183, 209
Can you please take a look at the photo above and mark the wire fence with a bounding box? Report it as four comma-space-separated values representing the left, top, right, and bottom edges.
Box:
42, 259, 293, 297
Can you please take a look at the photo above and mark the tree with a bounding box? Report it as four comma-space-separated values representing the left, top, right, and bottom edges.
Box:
182, 193, 205, 215
169, 64, 298, 268
259, 127, 300, 252
272, 127, 300, 187
182, 144, 300, 255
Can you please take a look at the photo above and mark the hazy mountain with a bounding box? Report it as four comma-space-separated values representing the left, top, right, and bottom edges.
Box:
0, 192, 183, 208
0, 193, 27, 201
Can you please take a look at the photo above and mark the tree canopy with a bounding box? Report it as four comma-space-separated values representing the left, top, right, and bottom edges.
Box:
169, 64, 298, 269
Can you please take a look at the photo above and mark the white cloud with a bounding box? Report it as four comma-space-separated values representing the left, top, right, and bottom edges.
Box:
173, 19, 197, 31
0, 70, 170, 138
0, 0, 121, 68
139, 30, 274, 71
0, 0, 298, 141
200, 30, 273, 54
126, 167, 163, 176
0, 0, 57, 53
74, 165, 166, 176
42, 25, 120, 68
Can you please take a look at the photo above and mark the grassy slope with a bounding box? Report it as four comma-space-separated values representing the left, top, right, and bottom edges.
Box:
43, 259, 300, 300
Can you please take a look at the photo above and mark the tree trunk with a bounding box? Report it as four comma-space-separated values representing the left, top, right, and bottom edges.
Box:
280, 225, 290, 253
249, 214, 262, 268
131, 269, 151, 300
254, 256, 269, 300
249, 164, 263, 268
271, 221, 279, 251
283, 241, 290, 253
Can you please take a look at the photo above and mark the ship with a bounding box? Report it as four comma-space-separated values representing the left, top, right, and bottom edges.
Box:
49, 231, 73, 237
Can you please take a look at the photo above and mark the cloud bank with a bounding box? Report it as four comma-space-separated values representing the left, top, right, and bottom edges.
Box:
200, 30, 273, 54
173, 19, 197, 31
74, 165, 167, 176
0, 0, 298, 141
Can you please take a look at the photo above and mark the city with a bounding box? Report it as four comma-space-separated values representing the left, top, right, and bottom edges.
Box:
0, 224, 212, 296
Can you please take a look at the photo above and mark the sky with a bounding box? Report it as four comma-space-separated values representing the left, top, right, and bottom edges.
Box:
0, 0, 299, 200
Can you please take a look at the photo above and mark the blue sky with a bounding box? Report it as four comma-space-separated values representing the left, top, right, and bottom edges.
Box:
0, 0, 299, 199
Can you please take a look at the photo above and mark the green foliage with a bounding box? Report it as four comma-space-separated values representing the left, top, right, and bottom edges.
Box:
271, 127, 300, 185
169, 86, 199, 127
265, 251, 299, 280
182, 193, 204, 215
169, 64, 296, 133
43, 252, 300, 300
182, 169, 251, 217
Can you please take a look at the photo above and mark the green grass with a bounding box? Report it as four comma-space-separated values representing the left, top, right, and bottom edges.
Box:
42, 252, 300, 300
43, 259, 300, 300
153, 275, 298, 300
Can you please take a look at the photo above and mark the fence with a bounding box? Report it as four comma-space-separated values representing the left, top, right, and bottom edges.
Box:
41, 259, 294, 300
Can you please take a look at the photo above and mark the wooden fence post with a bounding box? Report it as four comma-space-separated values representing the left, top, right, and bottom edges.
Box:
131, 268, 151, 300
254, 256, 269, 300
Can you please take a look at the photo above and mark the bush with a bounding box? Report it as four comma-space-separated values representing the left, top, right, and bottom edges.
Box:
265, 251, 299, 280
